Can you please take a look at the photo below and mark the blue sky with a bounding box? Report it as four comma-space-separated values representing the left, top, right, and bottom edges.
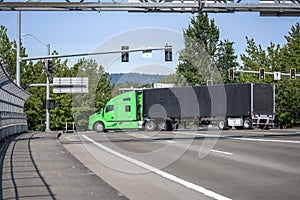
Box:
0, 1, 299, 74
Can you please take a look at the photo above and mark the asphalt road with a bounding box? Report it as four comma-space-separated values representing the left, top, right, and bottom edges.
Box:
0, 132, 127, 200
61, 128, 300, 200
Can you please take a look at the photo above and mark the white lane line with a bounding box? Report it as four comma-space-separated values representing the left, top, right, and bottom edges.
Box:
175, 131, 300, 144
166, 140, 174, 143
173, 131, 213, 137
211, 150, 233, 156
232, 137, 300, 144
83, 135, 231, 200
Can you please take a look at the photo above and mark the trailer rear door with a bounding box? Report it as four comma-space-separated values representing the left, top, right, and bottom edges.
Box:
253, 84, 275, 115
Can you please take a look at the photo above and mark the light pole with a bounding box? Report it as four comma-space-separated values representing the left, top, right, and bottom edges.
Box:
16, 11, 21, 87
22, 33, 51, 132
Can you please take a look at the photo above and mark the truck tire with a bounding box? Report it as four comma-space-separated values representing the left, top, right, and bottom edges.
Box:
94, 122, 105, 132
218, 119, 228, 130
243, 118, 253, 129
166, 121, 174, 131
144, 121, 156, 131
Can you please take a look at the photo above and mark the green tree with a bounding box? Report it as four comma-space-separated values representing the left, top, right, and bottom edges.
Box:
240, 37, 281, 83
0, 25, 27, 82
48, 56, 75, 130
215, 39, 239, 83
0, 25, 16, 77
159, 72, 188, 86
240, 23, 300, 128
0, 25, 113, 131
72, 59, 112, 130
276, 23, 300, 128
177, 13, 237, 85
23, 61, 47, 130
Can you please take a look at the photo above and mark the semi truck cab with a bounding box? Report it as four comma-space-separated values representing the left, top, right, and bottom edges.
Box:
88, 90, 143, 132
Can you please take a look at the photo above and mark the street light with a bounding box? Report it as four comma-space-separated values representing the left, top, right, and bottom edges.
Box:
22, 33, 51, 132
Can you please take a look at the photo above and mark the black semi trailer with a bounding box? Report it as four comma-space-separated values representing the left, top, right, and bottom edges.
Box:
143, 83, 275, 130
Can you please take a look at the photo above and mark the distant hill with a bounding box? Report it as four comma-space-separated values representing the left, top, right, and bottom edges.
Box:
109, 73, 166, 85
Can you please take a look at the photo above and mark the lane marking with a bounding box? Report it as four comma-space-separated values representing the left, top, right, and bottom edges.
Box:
173, 131, 214, 137
174, 131, 300, 144
232, 137, 300, 144
83, 135, 231, 200
211, 149, 233, 156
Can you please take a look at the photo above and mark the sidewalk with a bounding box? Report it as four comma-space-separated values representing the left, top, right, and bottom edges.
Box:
0, 132, 127, 200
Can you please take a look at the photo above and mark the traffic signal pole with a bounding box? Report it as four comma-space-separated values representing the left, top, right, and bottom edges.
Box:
234, 69, 299, 79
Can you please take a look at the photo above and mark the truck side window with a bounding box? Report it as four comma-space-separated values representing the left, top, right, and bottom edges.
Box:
125, 105, 131, 112
105, 105, 114, 112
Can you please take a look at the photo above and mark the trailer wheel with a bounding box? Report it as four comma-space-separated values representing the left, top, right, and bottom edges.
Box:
144, 121, 156, 131
218, 119, 228, 130
166, 121, 174, 131
94, 122, 105, 132
243, 118, 253, 129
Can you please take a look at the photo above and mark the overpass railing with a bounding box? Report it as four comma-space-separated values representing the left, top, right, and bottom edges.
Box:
0, 62, 31, 140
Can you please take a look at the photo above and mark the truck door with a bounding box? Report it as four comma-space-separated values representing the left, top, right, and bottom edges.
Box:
104, 104, 115, 122
114, 92, 137, 121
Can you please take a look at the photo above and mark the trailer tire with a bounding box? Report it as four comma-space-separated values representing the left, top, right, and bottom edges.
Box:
94, 122, 105, 132
166, 121, 174, 131
218, 119, 228, 130
144, 121, 156, 131
243, 118, 253, 129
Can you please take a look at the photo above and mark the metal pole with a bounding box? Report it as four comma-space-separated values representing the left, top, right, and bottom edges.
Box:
46, 44, 50, 132
22, 33, 51, 131
16, 11, 21, 86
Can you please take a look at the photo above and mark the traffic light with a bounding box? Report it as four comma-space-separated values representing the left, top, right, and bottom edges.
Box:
165, 44, 172, 62
47, 60, 54, 73
228, 68, 234, 80
46, 99, 56, 110
290, 68, 296, 80
121, 46, 129, 62
259, 68, 265, 80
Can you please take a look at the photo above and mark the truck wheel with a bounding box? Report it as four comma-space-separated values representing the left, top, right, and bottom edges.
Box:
144, 121, 156, 131
218, 119, 228, 130
166, 121, 174, 131
94, 122, 105, 132
243, 118, 253, 129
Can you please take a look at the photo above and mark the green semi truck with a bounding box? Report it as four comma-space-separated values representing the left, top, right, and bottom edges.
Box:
88, 83, 275, 132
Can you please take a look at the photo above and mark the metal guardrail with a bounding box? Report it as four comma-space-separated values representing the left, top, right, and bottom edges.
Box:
0, 62, 31, 140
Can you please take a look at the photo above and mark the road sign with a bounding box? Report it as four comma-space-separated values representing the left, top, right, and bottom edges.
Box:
53, 77, 88, 93
274, 72, 281, 80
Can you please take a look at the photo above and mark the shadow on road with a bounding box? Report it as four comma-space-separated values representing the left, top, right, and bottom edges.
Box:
0, 133, 56, 200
